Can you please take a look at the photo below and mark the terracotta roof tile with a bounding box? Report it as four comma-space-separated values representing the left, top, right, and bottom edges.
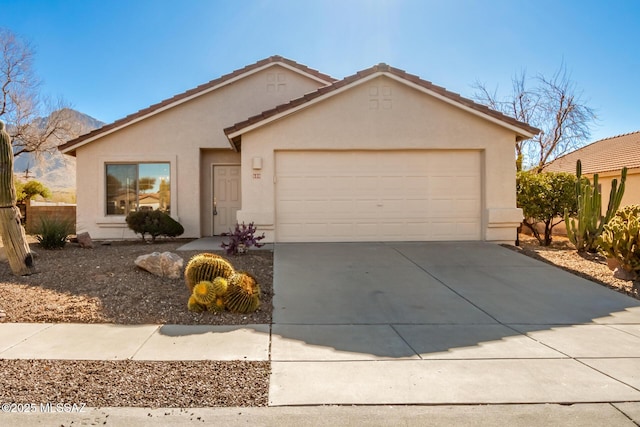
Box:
224, 63, 540, 145
544, 130, 640, 174
59, 56, 336, 155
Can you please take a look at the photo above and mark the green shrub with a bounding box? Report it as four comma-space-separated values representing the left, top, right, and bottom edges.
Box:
516, 171, 577, 246
34, 217, 74, 249
597, 205, 640, 276
125, 209, 184, 242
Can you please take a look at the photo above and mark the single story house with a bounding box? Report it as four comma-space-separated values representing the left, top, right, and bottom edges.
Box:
544, 130, 640, 213
59, 56, 539, 243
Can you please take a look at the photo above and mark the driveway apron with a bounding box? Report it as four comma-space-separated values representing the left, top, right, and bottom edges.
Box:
269, 242, 640, 406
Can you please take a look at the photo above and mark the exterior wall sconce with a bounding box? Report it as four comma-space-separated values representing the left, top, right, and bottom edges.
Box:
252, 157, 263, 170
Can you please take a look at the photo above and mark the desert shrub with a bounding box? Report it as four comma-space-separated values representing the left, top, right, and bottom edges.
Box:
126, 209, 184, 242
221, 222, 265, 255
517, 171, 577, 246
597, 205, 640, 276
34, 217, 74, 249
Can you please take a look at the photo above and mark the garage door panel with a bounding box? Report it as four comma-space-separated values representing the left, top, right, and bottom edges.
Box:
276, 151, 481, 242
455, 199, 481, 215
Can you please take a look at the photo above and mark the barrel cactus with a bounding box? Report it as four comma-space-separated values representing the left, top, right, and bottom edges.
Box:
206, 297, 226, 313
224, 272, 261, 313
192, 280, 217, 305
211, 276, 228, 296
184, 253, 235, 291
597, 205, 640, 277
187, 295, 206, 313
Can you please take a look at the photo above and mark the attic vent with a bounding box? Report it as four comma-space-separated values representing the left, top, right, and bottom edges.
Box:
267, 73, 287, 93
368, 85, 392, 110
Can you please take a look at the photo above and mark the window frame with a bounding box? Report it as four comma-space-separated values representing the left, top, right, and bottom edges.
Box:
104, 161, 172, 217
95, 153, 180, 229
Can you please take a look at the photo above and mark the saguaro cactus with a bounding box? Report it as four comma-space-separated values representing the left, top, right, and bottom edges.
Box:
0, 120, 35, 275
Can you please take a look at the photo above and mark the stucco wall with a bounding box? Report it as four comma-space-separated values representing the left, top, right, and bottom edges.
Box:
74, 64, 326, 239
594, 168, 640, 214
237, 75, 523, 243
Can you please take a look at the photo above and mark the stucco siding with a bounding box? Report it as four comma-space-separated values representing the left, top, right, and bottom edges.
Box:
237, 75, 522, 242
74, 64, 325, 239
594, 169, 640, 214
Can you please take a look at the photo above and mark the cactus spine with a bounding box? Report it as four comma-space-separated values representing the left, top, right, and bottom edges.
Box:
183, 253, 262, 315
0, 121, 35, 275
192, 281, 218, 305
184, 253, 235, 291
187, 295, 205, 313
565, 160, 627, 252
225, 272, 261, 314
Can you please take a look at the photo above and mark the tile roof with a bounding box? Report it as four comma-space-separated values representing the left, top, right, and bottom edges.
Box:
224, 63, 540, 148
544, 130, 640, 174
58, 56, 336, 155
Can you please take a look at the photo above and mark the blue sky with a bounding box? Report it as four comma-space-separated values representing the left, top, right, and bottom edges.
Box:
2, 0, 638, 142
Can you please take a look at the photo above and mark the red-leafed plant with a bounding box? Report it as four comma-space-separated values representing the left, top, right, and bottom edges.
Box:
221, 222, 265, 255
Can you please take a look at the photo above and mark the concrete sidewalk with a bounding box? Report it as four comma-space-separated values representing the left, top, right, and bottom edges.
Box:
0, 323, 270, 360
2, 404, 640, 426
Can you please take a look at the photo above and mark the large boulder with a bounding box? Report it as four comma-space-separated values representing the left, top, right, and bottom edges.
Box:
135, 251, 184, 279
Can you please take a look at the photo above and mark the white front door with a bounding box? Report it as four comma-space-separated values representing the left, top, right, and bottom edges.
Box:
213, 165, 241, 235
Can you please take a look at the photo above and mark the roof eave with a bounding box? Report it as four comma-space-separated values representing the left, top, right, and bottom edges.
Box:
58, 57, 336, 154
225, 70, 541, 142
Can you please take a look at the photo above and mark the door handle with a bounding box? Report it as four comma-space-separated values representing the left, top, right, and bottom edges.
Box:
213, 198, 218, 216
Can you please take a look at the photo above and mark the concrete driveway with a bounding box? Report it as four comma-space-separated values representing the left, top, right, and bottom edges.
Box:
269, 242, 640, 406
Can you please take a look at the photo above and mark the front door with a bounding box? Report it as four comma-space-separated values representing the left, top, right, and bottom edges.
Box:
212, 165, 241, 235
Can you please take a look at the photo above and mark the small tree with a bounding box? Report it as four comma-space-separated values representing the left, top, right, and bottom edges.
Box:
517, 171, 577, 246
15, 179, 50, 203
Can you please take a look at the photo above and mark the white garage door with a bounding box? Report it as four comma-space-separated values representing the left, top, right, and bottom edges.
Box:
275, 150, 482, 242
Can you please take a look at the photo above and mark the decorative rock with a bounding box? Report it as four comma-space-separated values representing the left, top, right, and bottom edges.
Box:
606, 257, 620, 271
135, 251, 184, 279
77, 232, 94, 249
613, 267, 638, 281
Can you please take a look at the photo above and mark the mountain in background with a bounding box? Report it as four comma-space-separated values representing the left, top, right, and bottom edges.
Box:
14, 109, 104, 195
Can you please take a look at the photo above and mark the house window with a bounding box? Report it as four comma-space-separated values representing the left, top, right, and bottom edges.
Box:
105, 163, 171, 215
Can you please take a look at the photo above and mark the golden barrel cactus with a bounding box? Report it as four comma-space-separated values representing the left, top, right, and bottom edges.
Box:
184, 253, 235, 291
224, 272, 261, 313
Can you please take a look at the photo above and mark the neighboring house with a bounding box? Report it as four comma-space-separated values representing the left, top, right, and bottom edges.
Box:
545, 131, 640, 213
59, 56, 539, 243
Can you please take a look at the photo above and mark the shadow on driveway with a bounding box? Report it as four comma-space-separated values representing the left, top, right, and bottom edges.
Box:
271, 242, 640, 359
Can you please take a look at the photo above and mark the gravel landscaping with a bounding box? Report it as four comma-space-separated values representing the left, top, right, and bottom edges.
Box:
0, 238, 272, 408
0, 360, 269, 408
0, 239, 273, 324
510, 234, 640, 299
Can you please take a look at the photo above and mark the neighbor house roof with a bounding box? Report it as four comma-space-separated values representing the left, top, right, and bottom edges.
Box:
225, 63, 540, 150
544, 130, 640, 174
59, 56, 336, 155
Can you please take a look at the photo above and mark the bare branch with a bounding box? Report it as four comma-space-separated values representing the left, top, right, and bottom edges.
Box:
472, 62, 596, 172
0, 28, 79, 161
